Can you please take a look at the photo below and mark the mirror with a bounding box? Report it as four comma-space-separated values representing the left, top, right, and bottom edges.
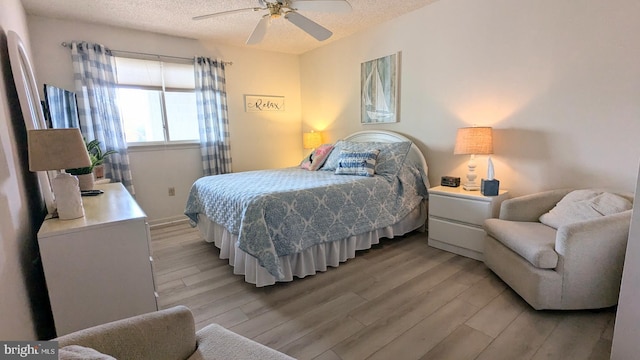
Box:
8, 30, 55, 215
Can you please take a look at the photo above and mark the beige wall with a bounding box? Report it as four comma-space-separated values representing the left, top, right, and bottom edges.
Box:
300, 0, 640, 197
28, 16, 302, 223
0, 0, 53, 340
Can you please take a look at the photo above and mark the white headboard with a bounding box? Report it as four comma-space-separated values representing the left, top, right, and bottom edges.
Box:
343, 130, 428, 178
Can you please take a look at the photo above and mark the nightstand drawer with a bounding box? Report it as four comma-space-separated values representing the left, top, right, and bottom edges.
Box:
430, 194, 492, 226
429, 218, 486, 252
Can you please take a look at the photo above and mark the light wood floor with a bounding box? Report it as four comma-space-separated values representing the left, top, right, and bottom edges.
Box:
150, 222, 616, 360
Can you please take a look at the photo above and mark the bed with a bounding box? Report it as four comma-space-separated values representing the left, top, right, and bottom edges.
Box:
184, 130, 430, 286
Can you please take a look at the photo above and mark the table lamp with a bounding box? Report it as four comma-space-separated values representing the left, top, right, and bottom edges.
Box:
28, 128, 92, 220
453, 126, 493, 191
302, 131, 322, 150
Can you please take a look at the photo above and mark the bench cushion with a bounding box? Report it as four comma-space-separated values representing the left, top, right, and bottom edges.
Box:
484, 219, 558, 269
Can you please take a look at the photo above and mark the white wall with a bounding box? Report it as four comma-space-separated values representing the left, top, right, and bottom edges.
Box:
0, 0, 53, 340
611, 164, 640, 358
27, 17, 302, 223
300, 0, 640, 196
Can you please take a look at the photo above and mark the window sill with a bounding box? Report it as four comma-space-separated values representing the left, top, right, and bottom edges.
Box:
127, 141, 199, 152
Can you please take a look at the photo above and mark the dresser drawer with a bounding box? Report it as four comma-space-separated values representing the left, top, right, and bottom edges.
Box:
428, 217, 486, 253
430, 194, 492, 226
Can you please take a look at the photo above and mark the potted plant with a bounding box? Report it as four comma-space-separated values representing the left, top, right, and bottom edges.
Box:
87, 139, 117, 179
66, 139, 117, 190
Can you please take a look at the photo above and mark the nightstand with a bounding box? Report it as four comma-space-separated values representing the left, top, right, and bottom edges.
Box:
428, 185, 509, 261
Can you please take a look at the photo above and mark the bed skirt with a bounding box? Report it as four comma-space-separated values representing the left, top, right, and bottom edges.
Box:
196, 201, 428, 287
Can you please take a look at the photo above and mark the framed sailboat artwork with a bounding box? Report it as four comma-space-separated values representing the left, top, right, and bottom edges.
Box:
361, 52, 399, 124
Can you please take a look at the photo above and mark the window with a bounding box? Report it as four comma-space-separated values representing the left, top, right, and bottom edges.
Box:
114, 57, 199, 144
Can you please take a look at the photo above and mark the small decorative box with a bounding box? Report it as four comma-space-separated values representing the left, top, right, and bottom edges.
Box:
481, 179, 500, 196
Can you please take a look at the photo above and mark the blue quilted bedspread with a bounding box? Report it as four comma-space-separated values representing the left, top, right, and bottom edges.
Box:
185, 165, 428, 279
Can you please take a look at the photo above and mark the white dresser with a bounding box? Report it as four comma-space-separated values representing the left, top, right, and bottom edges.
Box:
428, 185, 509, 261
37, 183, 158, 336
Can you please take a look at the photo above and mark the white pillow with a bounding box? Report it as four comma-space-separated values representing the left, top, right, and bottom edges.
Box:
539, 190, 632, 229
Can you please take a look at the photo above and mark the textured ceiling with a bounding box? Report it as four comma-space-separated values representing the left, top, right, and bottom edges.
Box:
22, 0, 438, 54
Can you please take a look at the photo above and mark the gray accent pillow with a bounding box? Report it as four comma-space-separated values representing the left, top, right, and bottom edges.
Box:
321, 141, 411, 180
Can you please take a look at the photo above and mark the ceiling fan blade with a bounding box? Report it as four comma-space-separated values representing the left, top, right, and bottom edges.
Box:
193, 7, 262, 21
291, 0, 352, 13
285, 12, 332, 41
246, 16, 270, 44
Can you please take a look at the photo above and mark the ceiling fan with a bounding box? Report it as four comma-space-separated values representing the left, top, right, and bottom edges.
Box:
193, 0, 352, 44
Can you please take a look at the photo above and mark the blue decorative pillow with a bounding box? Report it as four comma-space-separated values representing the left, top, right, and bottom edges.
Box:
322, 141, 411, 181
334, 150, 380, 177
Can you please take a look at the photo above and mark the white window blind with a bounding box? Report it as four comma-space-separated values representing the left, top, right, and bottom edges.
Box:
114, 56, 199, 144
114, 57, 195, 89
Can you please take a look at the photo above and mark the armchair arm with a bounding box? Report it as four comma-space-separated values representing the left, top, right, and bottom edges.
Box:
555, 210, 632, 308
499, 189, 573, 221
56, 306, 197, 360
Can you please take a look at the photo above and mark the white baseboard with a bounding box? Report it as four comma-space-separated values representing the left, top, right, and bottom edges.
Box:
148, 216, 190, 229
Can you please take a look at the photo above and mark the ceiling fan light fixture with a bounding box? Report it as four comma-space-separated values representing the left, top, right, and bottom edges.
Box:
267, 1, 285, 17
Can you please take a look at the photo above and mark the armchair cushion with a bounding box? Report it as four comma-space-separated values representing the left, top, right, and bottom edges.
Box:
56, 306, 197, 360
484, 219, 558, 269
59, 345, 115, 360
499, 189, 573, 222
539, 190, 632, 229
56, 306, 294, 360
188, 324, 295, 360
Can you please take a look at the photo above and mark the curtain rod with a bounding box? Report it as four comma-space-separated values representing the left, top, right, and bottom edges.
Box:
60, 42, 233, 66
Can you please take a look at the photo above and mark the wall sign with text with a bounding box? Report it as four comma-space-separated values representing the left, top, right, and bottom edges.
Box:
244, 95, 285, 112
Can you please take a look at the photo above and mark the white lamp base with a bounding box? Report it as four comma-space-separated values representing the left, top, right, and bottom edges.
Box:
52, 173, 85, 220
463, 154, 480, 191
463, 184, 480, 191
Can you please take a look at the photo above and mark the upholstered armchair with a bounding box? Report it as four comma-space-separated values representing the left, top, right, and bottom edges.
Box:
56, 306, 294, 360
483, 189, 633, 310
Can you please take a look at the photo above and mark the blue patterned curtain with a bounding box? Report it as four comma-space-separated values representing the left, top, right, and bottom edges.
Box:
70, 42, 135, 194
194, 57, 232, 176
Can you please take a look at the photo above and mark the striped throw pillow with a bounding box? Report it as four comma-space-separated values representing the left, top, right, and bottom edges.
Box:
334, 150, 380, 177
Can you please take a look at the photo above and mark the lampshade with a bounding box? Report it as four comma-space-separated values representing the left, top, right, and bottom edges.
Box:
302, 131, 322, 149
28, 128, 91, 171
453, 127, 493, 155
